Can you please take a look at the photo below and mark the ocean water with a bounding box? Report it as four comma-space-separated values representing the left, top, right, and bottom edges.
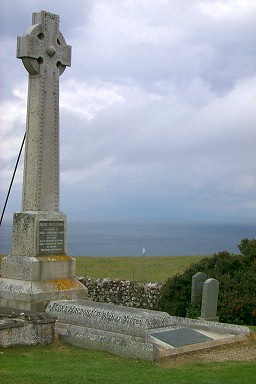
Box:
0, 219, 255, 256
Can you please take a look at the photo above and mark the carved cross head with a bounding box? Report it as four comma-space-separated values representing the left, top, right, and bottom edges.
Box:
17, 10, 71, 77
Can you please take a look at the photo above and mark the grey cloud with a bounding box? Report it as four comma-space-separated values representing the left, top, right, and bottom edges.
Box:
1, 1, 256, 220
70, 1, 256, 95
0, 0, 93, 38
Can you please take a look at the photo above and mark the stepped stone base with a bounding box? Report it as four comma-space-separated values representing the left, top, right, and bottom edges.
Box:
0, 277, 87, 312
0, 211, 88, 312
1, 255, 76, 281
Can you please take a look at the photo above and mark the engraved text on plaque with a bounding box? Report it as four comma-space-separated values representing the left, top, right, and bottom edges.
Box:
38, 221, 65, 254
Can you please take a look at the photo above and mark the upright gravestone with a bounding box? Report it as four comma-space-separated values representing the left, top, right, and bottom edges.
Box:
200, 278, 219, 322
0, 11, 87, 311
191, 272, 208, 303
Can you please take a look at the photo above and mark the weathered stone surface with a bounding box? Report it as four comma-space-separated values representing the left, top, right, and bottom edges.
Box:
0, 211, 87, 311
11, 212, 67, 257
56, 322, 155, 361
2, 255, 76, 281
0, 279, 86, 312
17, 11, 71, 212
46, 300, 175, 337
0, 307, 55, 346
46, 300, 251, 361
201, 278, 219, 321
191, 272, 208, 303
0, 11, 87, 311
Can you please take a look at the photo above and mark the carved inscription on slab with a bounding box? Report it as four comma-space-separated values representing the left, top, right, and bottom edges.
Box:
38, 220, 64, 254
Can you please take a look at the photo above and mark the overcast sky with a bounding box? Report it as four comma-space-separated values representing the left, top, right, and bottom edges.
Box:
0, 0, 256, 223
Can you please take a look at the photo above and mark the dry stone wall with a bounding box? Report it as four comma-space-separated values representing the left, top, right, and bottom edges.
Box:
79, 277, 162, 309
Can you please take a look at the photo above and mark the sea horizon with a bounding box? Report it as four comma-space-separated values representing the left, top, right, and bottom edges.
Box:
0, 217, 255, 257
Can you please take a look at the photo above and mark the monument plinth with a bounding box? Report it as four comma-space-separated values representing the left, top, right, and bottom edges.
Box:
0, 11, 87, 311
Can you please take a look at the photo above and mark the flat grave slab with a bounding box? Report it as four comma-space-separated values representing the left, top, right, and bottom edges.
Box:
151, 327, 213, 347
46, 300, 176, 337
46, 300, 252, 361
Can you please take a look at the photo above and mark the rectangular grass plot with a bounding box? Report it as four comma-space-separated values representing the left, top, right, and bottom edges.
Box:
152, 327, 213, 347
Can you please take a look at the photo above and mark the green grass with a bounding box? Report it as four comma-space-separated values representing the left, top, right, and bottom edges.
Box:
75, 255, 207, 283
0, 254, 207, 283
1, 342, 256, 384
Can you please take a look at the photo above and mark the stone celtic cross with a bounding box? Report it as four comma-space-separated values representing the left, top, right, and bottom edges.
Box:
0, 11, 87, 312
17, 11, 71, 211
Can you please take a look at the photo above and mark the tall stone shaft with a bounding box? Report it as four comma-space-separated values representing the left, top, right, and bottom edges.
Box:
0, 11, 87, 311
17, 11, 71, 211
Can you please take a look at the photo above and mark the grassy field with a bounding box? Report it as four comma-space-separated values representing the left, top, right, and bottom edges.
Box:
0, 254, 207, 283
1, 341, 256, 384
75, 255, 207, 282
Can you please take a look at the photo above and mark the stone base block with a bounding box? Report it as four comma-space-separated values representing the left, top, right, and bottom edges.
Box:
11, 211, 67, 257
1, 255, 76, 280
0, 307, 55, 347
0, 278, 88, 312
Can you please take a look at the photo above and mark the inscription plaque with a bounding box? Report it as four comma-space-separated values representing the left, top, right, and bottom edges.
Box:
152, 327, 212, 347
38, 221, 65, 255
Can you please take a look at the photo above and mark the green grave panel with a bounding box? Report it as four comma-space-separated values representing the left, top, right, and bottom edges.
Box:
152, 327, 213, 347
